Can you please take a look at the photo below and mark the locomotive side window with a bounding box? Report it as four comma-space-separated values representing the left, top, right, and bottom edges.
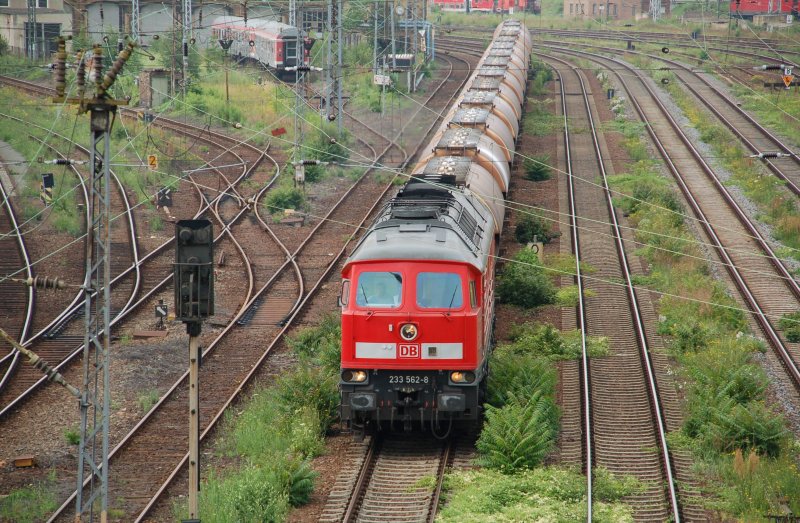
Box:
469, 281, 477, 308
356, 272, 402, 308
340, 280, 350, 306
416, 273, 463, 309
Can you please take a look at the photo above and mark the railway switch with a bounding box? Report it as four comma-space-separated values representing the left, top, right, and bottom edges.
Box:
174, 219, 214, 327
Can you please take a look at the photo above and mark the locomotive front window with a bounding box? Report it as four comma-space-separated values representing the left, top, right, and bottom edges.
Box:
416, 272, 463, 309
355, 272, 402, 308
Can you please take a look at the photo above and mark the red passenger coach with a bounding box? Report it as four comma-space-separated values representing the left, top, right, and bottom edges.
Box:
730, 0, 797, 17
339, 20, 531, 433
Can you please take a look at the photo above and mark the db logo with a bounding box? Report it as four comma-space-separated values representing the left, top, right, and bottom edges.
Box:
398, 344, 420, 358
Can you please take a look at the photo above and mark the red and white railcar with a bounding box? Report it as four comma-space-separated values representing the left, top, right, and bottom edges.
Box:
730, 0, 797, 17
211, 16, 307, 73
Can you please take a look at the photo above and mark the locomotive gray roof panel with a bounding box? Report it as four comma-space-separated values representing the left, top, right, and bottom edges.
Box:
450, 107, 490, 126
436, 128, 483, 150
345, 190, 494, 272
478, 66, 508, 77
471, 77, 502, 90
462, 90, 497, 105
484, 55, 511, 67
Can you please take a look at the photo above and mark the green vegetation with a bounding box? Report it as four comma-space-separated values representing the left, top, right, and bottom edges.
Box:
502, 322, 608, 362
522, 98, 562, 136
137, 389, 161, 413
174, 317, 340, 522
514, 212, 556, 244
64, 426, 80, 445
607, 77, 800, 518
437, 467, 637, 522
522, 153, 552, 181
263, 186, 307, 215
529, 59, 554, 96
496, 248, 556, 308
779, 312, 800, 342
440, 313, 633, 519
0, 471, 58, 523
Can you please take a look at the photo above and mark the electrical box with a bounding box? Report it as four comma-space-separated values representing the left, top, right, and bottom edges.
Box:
174, 220, 214, 323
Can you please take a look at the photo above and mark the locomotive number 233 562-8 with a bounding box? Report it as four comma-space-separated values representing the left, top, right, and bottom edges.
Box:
388, 375, 430, 385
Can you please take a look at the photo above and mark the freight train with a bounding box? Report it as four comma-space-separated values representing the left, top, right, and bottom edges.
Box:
210, 16, 310, 75
339, 20, 532, 433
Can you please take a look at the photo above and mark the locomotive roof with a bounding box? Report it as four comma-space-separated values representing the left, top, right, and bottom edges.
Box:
345, 183, 494, 271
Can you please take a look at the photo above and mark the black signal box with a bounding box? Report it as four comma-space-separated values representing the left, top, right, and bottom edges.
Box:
174, 219, 214, 323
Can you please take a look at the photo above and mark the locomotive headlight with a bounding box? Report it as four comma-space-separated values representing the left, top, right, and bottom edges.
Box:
342, 370, 368, 383
400, 323, 418, 341
450, 371, 476, 384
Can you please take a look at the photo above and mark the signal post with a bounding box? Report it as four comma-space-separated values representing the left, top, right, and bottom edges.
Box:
174, 219, 214, 522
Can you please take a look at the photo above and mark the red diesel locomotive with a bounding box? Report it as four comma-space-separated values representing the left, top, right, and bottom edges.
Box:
339, 20, 532, 433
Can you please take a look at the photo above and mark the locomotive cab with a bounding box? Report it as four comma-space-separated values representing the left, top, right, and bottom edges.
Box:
340, 260, 489, 430
339, 179, 497, 432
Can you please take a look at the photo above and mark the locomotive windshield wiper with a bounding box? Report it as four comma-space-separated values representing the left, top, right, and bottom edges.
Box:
445, 284, 459, 317
359, 284, 369, 305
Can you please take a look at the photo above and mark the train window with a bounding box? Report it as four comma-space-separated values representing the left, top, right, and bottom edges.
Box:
356, 272, 402, 308
416, 273, 463, 309
340, 280, 350, 306
469, 281, 477, 308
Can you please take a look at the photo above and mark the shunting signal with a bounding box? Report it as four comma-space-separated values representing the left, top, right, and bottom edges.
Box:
40, 173, 54, 204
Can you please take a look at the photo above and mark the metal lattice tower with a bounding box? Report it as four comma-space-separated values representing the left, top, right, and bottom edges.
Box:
27, 0, 37, 59
325, 0, 343, 135
182, 0, 192, 94
650, 0, 660, 20
289, 0, 297, 28
75, 46, 113, 523
131, 0, 140, 43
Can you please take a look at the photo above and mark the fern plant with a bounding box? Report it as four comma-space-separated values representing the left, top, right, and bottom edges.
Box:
476, 392, 559, 471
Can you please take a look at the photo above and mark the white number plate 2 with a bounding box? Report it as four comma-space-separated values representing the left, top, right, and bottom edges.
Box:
388, 375, 430, 385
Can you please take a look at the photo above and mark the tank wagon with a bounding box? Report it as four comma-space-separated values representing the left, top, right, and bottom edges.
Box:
339, 20, 531, 433
210, 16, 310, 74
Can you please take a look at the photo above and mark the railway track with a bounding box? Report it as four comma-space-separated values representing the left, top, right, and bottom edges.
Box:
0, 49, 478, 520
548, 44, 800, 392
543, 51, 690, 521
337, 434, 452, 523
0, 169, 35, 392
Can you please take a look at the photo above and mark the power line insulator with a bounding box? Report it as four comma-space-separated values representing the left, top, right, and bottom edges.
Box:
25, 276, 67, 290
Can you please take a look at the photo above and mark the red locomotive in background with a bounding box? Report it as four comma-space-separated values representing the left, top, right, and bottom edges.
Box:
339, 21, 532, 433
730, 0, 798, 17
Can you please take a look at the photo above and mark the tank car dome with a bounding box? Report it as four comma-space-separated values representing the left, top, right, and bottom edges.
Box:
459, 90, 519, 139
448, 107, 515, 162
470, 76, 522, 119
476, 66, 525, 107
433, 128, 510, 193
481, 55, 527, 92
